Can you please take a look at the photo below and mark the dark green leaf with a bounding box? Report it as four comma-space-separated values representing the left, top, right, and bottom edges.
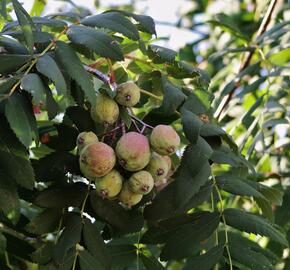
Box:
0, 170, 20, 216
34, 184, 87, 208
183, 244, 224, 270
0, 75, 23, 96
32, 16, 67, 27
79, 249, 104, 270
108, 244, 136, 268
182, 92, 209, 115
26, 208, 62, 234
36, 54, 67, 95
31, 242, 54, 264
33, 151, 78, 183
148, 45, 177, 63
83, 219, 111, 270
142, 211, 213, 244
208, 13, 248, 40
12, 0, 34, 52
141, 253, 164, 270
53, 214, 82, 264
158, 76, 186, 116
111, 11, 156, 35
225, 232, 276, 270
0, 150, 35, 189
45, 86, 58, 120
90, 192, 144, 236
66, 25, 123, 61
81, 12, 139, 41
46, 124, 78, 152
181, 109, 203, 143
5, 93, 35, 148
0, 35, 28, 54
160, 212, 220, 260
0, 233, 6, 254
21, 73, 46, 105
244, 179, 283, 206
216, 175, 265, 199
224, 208, 288, 247
5, 234, 35, 261
65, 106, 96, 132
0, 54, 31, 74
55, 41, 96, 106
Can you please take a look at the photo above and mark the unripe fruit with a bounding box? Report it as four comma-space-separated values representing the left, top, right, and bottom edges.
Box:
115, 132, 150, 171
77, 131, 98, 153
91, 94, 119, 125
115, 82, 141, 107
128, 170, 154, 195
95, 170, 123, 199
162, 155, 174, 177
118, 182, 143, 208
146, 152, 169, 182
79, 142, 116, 179
150, 125, 180, 155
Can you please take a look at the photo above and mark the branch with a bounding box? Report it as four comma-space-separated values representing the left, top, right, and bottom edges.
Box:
215, 0, 278, 121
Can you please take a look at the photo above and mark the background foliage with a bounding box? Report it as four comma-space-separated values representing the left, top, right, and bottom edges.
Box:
0, 0, 289, 269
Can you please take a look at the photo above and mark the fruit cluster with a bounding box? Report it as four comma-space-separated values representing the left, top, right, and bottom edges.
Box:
77, 82, 180, 208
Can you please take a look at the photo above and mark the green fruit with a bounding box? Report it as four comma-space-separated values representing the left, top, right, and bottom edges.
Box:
115, 82, 141, 107
79, 142, 116, 179
95, 170, 123, 199
118, 182, 143, 208
150, 125, 180, 155
91, 94, 119, 125
116, 132, 150, 171
76, 131, 98, 153
146, 152, 169, 182
128, 170, 154, 195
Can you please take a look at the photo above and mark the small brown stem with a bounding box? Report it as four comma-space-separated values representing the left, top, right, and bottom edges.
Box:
107, 59, 117, 90
132, 119, 141, 133
127, 110, 153, 130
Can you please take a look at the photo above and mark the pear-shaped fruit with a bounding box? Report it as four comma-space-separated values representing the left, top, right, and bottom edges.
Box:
116, 132, 150, 171
95, 170, 123, 199
115, 81, 141, 107
146, 152, 169, 182
128, 170, 154, 195
150, 125, 180, 155
91, 94, 119, 125
76, 131, 98, 153
79, 142, 116, 179
118, 182, 143, 208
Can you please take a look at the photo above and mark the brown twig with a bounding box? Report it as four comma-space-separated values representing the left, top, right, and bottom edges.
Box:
107, 59, 117, 90
215, 0, 278, 121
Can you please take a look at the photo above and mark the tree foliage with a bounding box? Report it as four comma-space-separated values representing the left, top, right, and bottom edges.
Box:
0, 0, 289, 269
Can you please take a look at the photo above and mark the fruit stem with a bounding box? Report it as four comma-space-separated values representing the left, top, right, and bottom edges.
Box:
72, 250, 78, 270
139, 89, 163, 101
131, 119, 142, 133
80, 181, 91, 220
212, 173, 233, 270
127, 110, 153, 130
54, 209, 64, 244
107, 59, 117, 91
4, 251, 12, 270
